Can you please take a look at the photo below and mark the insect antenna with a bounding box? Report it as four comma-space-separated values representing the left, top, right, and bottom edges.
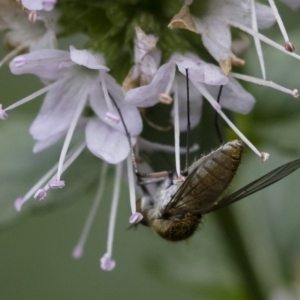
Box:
110, 95, 170, 192
214, 85, 224, 144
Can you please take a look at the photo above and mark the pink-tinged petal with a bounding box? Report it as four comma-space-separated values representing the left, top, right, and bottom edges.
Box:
86, 119, 134, 164
206, 77, 255, 114
173, 53, 228, 85
170, 75, 203, 132
90, 74, 143, 136
70, 46, 109, 71
125, 62, 176, 107
30, 76, 92, 140
10, 49, 70, 80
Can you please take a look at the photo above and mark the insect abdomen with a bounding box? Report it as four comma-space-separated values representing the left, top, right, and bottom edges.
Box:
151, 214, 201, 241
181, 140, 244, 213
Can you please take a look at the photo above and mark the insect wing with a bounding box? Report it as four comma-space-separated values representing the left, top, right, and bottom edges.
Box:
163, 167, 203, 216
208, 158, 300, 212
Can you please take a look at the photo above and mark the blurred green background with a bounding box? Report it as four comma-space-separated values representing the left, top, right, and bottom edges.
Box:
1, 2, 300, 300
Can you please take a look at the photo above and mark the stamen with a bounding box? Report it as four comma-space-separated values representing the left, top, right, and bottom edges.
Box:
127, 155, 143, 224
0, 105, 8, 120
100, 70, 113, 111
0, 44, 29, 69
100, 163, 123, 271
14, 143, 85, 211
34, 189, 47, 200
56, 92, 88, 181
173, 82, 181, 178
3, 79, 64, 113
48, 180, 65, 189
28, 11, 37, 23
268, 0, 294, 51
251, 0, 266, 79
104, 111, 120, 124
194, 82, 268, 161
229, 21, 300, 61
231, 72, 299, 98
47, 142, 86, 191
72, 162, 108, 259
100, 253, 116, 271
14, 161, 59, 211
159, 93, 173, 104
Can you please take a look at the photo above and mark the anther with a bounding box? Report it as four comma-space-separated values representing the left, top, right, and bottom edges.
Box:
0, 105, 8, 120
129, 212, 143, 224
12, 56, 26, 68
48, 180, 65, 189
14, 198, 24, 212
105, 111, 120, 124
34, 189, 47, 200
285, 41, 295, 52
100, 253, 116, 271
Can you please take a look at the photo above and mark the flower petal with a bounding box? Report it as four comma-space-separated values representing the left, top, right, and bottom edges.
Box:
90, 73, 143, 136
172, 53, 229, 85
86, 119, 133, 164
170, 75, 203, 131
30, 75, 93, 140
69, 46, 109, 71
10, 49, 70, 80
125, 62, 176, 107
206, 76, 255, 114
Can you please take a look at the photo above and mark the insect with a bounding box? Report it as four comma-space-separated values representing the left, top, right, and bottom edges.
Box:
111, 69, 300, 241
136, 140, 300, 241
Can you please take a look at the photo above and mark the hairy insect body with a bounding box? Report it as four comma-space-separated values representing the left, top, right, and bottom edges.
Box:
138, 140, 244, 241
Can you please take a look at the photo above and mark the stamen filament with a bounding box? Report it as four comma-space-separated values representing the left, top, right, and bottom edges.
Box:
0, 43, 29, 69
72, 162, 108, 259
229, 21, 300, 61
107, 163, 122, 256
4, 79, 64, 112
101, 163, 123, 271
173, 82, 181, 178
193, 82, 268, 161
56, 92, 87, 181
100, 70, 113, 111
49, 142, 86, 190
268, 0, 290, 43
14, 161, 58, 211
251, 0, 266, 79
127, 155, 136, 214
231, 72, 299, 98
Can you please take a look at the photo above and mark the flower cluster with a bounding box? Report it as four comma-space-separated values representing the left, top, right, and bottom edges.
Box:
0, 0, 300, 275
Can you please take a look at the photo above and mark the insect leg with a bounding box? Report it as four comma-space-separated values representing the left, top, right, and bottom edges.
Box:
110, 95, 171, 187
214, 85, 224, 144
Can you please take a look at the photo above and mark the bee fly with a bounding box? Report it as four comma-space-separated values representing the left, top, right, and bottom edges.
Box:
111, 70, 300, 242
135, 140, 300, 241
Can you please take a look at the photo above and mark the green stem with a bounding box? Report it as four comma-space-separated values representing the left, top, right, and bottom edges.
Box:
215, 207, 266, 300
